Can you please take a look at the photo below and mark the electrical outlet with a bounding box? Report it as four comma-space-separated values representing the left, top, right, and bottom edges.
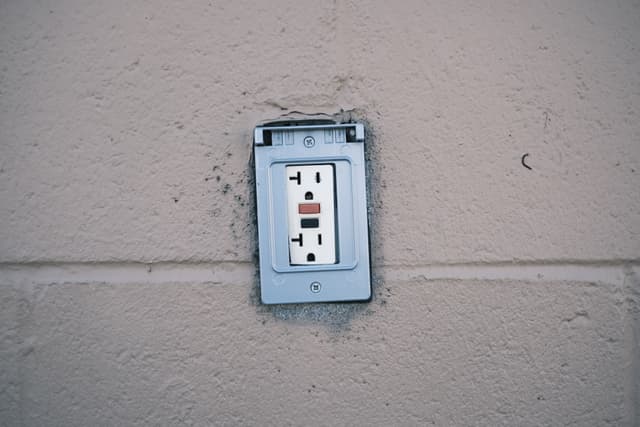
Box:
286, 164, 336, 265
254, 120, 371, 304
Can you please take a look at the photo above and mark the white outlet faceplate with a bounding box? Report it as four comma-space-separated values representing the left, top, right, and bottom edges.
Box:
286, 164, 336, 265
254, 121, 371, 304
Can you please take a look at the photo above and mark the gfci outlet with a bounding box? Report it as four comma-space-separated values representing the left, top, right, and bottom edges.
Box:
254, 120, 371, 304
286, 164, 336, 265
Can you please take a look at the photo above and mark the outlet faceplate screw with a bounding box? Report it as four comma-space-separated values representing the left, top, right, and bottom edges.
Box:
303, 136, 315, 148
310, 282, 321, 293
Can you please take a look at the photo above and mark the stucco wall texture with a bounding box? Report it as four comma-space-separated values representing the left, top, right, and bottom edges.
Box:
1, 1, 639, 426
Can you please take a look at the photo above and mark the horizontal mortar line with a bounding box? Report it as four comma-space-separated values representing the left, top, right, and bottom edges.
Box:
0, 262, 256, 286
0, 260, 254, 267
382, 264, 638, 287
0, 261, 637, 286
381, 258, 640, 268
1, 258, 638, 269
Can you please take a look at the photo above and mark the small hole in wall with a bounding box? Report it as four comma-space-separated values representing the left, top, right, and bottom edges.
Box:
305, 192, 313, 200
307, 253, 315, 262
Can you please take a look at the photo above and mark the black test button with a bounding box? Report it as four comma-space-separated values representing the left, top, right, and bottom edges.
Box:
301, 218, 319, 228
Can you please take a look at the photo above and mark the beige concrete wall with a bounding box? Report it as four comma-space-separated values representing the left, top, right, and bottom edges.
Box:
1, 0, 639, 425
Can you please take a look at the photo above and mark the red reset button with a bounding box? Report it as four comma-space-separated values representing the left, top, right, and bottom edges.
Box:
298, 203, 320, 214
